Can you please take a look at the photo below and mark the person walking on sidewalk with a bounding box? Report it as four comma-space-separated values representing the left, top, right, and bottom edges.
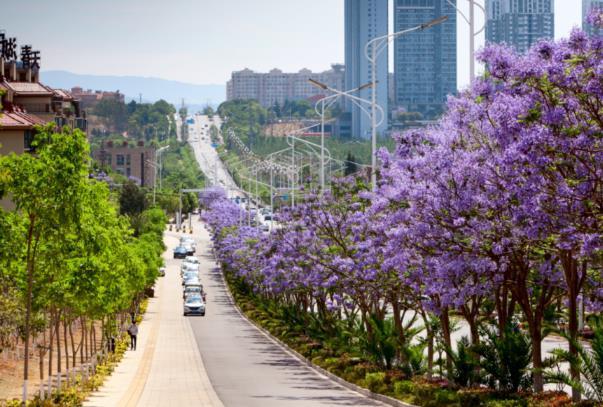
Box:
128, 321, 139, 350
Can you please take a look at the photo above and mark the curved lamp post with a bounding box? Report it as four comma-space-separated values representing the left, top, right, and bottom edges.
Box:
365, 15, 448, 191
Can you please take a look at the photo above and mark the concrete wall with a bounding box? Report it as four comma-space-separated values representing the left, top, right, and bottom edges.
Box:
0, 130, 25, 156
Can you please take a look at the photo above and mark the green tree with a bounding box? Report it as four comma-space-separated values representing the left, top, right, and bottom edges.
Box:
0, 124, 90, 400
119, 180, 148, 216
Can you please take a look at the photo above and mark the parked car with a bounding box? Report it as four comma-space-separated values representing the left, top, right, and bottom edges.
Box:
183, 294, 206, 316
173, 246, 187, 259
158, 267, 166, 277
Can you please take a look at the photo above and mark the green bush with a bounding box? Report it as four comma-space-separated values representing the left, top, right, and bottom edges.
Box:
485, 399, 527, 407
393, 380, 415, 398
365, 372, 387, 393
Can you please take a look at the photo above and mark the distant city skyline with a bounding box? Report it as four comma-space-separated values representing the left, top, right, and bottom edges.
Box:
2, 0, 582, 91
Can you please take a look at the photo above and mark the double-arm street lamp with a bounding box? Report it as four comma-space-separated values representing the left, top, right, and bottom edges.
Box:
308, 78, 384, 193
445, 0, 485, 84
365, 15, 448, 190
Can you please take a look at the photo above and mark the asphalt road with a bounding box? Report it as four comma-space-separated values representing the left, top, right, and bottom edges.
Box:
185, 219, 385, 407
188, 114, 241, 196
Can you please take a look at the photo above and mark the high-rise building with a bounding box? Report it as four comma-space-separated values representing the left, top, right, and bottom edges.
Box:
226, 65, 345, 108
393, 0, 457, 119
486, 0, 554, 53
345, 0, 388, 139
583, 0, 603, 36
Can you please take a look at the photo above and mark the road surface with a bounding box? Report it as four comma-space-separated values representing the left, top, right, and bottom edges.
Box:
188, 114, 240, 196
188, 220, 386, 407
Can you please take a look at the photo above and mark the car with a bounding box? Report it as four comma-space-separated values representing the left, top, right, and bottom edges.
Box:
180, 262, 200, 276
182, 243, 195, 256
183, 283, 206, 301
184, 256, 199, 264
158, 267, 166, 277
180, 237, 196, 251
173, 246, 187, 259
183, 294, 206, 316
182, 271, 199, 283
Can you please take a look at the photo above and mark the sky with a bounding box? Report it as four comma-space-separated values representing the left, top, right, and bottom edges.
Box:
2, 0, 583, 90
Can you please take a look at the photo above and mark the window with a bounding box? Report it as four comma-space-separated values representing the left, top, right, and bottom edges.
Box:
126, 154, 131, 165
116, 154, 125, 165
24, 130, 35, 152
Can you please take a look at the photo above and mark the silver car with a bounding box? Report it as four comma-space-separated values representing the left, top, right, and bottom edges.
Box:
183, 294, 206, 316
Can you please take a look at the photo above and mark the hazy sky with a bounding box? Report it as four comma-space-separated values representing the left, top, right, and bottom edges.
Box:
3, 0, 583, 90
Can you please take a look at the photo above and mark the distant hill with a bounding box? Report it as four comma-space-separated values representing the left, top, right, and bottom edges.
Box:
40, 70, 225, 108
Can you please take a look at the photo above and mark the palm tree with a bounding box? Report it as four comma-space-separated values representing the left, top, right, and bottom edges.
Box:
546, 316, 603, 402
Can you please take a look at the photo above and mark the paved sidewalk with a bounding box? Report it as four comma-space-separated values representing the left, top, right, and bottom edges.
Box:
84, 233, 223, 407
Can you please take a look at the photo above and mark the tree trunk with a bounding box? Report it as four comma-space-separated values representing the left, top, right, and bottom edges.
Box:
440, 308, 453, 378
80, 318, 85, 364
84, 319, 89, 360
22, 217, 37, 403
530, 323, 544, 393
91, 321, 97, 354
561, 252, 585, 403
48, 311, 54, 381
440, 307, 452, 377
63, 317, 70, 383
69, 322, 76, 368
39, 322, 46, 382
421, 311, 434, 380
55, 313, 61, 387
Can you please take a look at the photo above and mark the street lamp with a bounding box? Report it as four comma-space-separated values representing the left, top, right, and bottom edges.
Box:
309, 80, 374, 194
309, 78, 384, 191
156, 145, 169, 191
365, 15, 448, 191
445, 0, 485, 84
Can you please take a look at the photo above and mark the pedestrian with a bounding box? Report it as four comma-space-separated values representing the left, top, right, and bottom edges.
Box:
127, 321, 138, 350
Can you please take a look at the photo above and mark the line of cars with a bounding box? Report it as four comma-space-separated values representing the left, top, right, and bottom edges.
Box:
173, 236, 196, 259
231, 197, 280, 233
173, 236, 207, 316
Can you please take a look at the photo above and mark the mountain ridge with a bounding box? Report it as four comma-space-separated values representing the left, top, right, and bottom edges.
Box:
40, 70, 225, 108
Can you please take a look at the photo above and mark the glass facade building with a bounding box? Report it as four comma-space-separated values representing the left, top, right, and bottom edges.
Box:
583, 0, 603, 36
345, 0, 389, 139
393, 0, 457, 119
486, 0, 554, 53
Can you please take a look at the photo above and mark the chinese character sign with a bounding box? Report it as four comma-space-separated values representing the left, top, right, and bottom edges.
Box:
21, 45, 41, 69
0, 32, 18, 61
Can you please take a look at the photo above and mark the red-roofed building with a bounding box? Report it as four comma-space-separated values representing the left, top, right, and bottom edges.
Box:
1, 58, 87, 156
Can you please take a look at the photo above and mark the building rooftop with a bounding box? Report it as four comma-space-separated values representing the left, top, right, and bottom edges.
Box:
0, 109, 46, 129
2, 81, 53, 96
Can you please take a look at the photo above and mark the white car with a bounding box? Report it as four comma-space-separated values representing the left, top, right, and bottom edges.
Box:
184, 256, 199, 264
183, 294, 206, 316
180, 263, 200, 277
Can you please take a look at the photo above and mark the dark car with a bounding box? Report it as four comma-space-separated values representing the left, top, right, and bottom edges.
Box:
173, 246, 188, 259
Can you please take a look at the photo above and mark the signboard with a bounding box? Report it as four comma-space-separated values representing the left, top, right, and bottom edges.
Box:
0, 31, 41, 68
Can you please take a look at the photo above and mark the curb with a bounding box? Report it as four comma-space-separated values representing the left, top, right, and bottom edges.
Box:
214, 262, 417, 407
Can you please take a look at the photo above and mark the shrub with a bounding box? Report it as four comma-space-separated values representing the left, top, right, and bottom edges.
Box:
475, 324, 532, 392
365, 372, 387, 393
393, 380, 414, 398
484, 400, 527, 407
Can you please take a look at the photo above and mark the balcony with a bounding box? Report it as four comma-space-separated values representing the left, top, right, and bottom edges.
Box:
54, 116, 88, 133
